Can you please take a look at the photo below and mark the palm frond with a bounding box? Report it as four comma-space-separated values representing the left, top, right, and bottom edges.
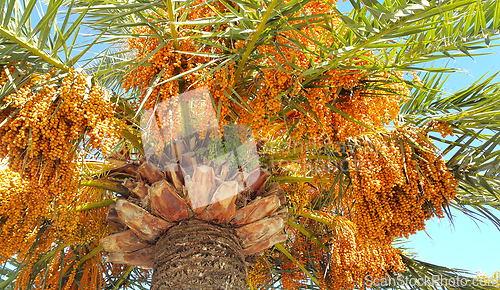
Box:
386, 255, 498, 290
0, 259, 19, 290
0, 0, 97, 70
401, 72, 500, 229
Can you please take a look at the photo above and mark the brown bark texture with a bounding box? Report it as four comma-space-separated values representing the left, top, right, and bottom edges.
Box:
151, 219, 247, 290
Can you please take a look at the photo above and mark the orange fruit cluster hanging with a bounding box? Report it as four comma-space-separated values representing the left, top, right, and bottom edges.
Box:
348, 128, 458, 244
428, 120, 454, 137
0, 166, 111, 272
269, 127, 458, 289
276, 215, 404, 290
236, 2, 409, 143
0, 68, 122, 164
247, 252, 274, 289
0, 67, 123, 288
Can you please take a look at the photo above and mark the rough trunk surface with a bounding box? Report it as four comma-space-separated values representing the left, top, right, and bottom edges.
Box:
152, 219, 247, 290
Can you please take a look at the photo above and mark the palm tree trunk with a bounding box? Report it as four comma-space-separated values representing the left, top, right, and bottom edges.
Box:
152, 219, 247, 290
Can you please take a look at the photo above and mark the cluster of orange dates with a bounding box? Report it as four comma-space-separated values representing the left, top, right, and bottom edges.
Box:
349, 128, 457, 244
0, 67, 122, 289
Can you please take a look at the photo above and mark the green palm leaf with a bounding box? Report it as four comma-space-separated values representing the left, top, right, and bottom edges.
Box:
401, 71, 500, 229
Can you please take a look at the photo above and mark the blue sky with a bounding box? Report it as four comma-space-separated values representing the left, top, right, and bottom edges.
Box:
406, 209, 500, 276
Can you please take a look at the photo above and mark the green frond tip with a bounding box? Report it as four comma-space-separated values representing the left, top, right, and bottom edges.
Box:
80, 179, 130, 197
75, 198, 118, 212
77, 244, 103, 267
121, 129, 144, 155
0, 27, 69, 72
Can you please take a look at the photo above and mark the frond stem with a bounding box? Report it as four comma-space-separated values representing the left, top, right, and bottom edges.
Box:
275, 243, 319, 286
273, 176, 330, 183
0, 27, 69, 72
165, 0, 179, 50
75, 198, 118, 211
76, 244, 104, 267
233, 0, 281, 84
113, 266, 134, 290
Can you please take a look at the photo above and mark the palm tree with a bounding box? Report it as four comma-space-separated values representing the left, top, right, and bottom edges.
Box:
1, 0, 500, 289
